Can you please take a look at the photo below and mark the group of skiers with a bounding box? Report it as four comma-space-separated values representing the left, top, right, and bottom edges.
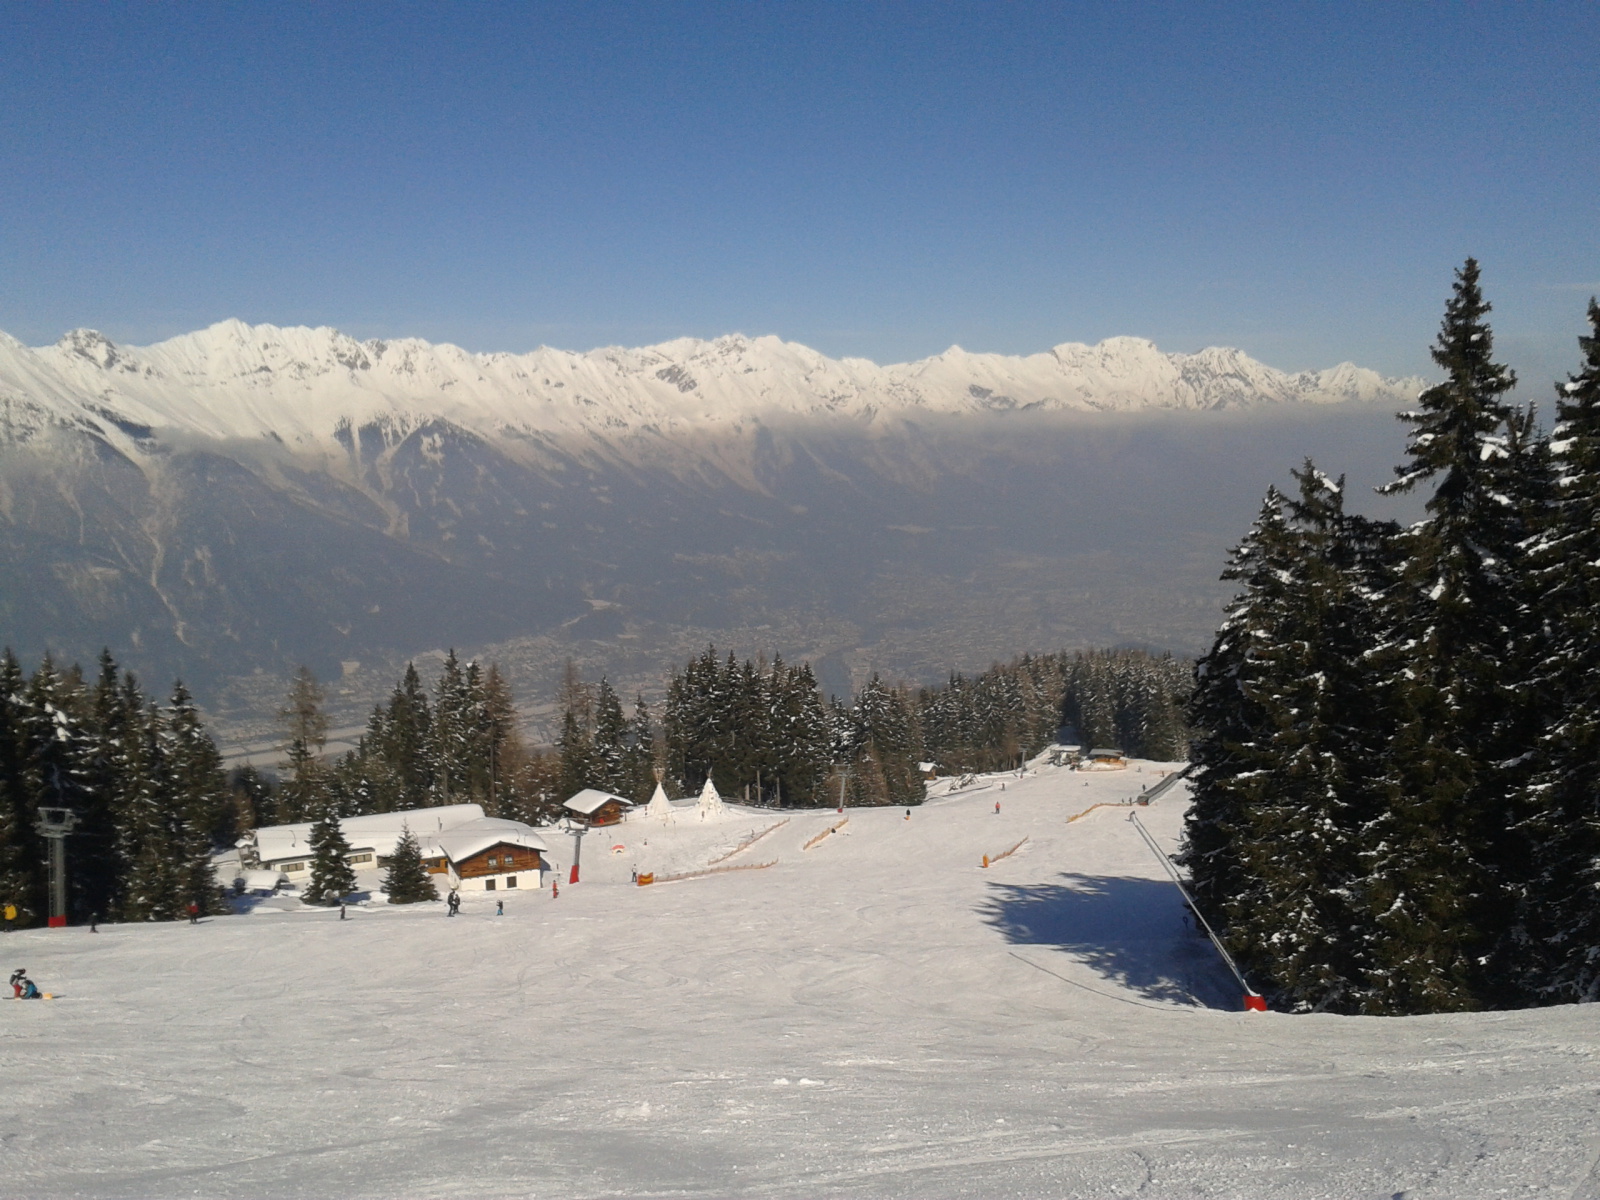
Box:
9, 968, 41, 1000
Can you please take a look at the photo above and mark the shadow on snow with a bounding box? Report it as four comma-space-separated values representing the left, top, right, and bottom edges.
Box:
979, 873, 1237, 1009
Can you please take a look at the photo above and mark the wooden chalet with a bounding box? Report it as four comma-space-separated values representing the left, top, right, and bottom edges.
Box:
563, 788, 634, 827
1084, 747, 1128, 770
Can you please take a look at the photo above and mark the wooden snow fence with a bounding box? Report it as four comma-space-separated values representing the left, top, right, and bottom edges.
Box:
646, 860, 777, 886
1066, 800, 1133, 824
802, 816, 849, 850
981, 837, 1028, 868
706, 819, 789, 866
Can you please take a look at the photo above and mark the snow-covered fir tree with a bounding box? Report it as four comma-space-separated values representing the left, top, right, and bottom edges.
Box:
1365, 259, 1529, 1011
303, 805, 357, 906
382, 825, 437, 904
1515, 297, 1600, 1001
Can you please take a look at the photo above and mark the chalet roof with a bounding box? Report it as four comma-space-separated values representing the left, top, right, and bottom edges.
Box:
431, 817, 549, 864
1087, 748, 1125, 758
254, 804, 488, 865
563, 788, 634, 816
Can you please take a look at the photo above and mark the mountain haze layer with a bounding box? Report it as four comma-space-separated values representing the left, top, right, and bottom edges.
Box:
0, 322, 1423, 738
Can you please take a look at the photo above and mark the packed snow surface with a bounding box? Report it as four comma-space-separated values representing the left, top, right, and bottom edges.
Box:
4, 764, 1598, 1199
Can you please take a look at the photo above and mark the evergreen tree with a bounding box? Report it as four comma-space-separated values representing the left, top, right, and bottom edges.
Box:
1516, 296, 1600, 1001
1203, 466, 1399, 1011
622, 693, 659, 805
1366, 258, 1525, 1010
0, 650, 36, 925
430, 650, 472, 804
1183, 489, 1297, 927
117, 704, 187, 922
278, 667, 329, 822
166, 681, 229, 916
303, 806, 357, 905
479, 664, 518, 814
383, 825, 437, 904
556, 708, 596, 801
590, 678, 630, 796
381, 663, 435, 808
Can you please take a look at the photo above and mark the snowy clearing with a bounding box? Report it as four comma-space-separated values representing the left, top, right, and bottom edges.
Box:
3, 761, 1598, 1199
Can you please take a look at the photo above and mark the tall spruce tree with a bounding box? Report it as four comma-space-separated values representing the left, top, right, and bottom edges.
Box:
166, 681, 229, 917
117, 704, 187, 922
1366, 258, 1525, 1011
1183, 488, 1298, 931
303, 806, 357, 905
1205, 466, 1399, 1011
1516, 297, 1600, 1001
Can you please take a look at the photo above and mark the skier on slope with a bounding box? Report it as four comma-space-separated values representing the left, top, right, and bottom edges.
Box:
9, 967, 25, 998
446, 889, 460, 916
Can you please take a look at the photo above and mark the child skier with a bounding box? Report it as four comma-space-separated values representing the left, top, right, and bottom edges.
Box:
9, 967, 25, 998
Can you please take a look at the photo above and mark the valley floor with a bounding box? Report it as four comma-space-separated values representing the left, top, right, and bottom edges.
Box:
2, 762, 1597, 1199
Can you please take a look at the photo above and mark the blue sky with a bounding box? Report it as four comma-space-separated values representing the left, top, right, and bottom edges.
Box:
3, 2, 1596, 385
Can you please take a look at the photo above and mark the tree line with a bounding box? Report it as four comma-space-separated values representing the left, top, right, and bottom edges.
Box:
915, 649, 1190, 774
2, 625, 1193, 926
0, 651, 230, 927
1184, 261, 1600, 1014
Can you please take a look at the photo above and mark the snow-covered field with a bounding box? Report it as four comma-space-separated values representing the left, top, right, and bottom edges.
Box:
4, 762, 1598, 1199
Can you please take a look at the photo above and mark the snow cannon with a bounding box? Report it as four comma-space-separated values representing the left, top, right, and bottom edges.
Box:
1244, 993, 1268, 1012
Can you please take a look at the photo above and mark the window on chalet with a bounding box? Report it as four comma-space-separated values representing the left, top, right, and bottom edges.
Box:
283, 862, 305, 872
487, 856, 497, 867
503, 854, 515, 867
346, 853, 373, 865
485, 878, 496, 890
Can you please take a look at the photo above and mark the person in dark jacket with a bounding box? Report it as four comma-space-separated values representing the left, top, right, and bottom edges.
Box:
9, 967, 25, 998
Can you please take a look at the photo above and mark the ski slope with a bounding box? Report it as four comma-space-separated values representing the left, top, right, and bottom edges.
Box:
3, 761, 1598, 1199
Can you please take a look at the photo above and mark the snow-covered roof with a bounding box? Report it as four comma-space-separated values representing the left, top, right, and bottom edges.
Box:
431, 817, 549, 863
1087, 748, 1125, 758
254, 804, 487, 865
563, 788, 634, 816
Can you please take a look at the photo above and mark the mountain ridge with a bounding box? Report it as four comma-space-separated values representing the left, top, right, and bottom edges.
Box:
0, 320, 1423, 453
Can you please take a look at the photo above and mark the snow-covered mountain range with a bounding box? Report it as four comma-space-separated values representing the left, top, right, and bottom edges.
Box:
0, 319, 1421, 727
0, 320, 1419, 453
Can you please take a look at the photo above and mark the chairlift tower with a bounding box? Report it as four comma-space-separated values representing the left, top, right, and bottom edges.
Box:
560, 815, 588, 884
35, 806, 79, 928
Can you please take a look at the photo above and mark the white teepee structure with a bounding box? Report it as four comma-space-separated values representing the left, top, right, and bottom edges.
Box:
645, 782, 673, 822
697, 777, 726, 818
